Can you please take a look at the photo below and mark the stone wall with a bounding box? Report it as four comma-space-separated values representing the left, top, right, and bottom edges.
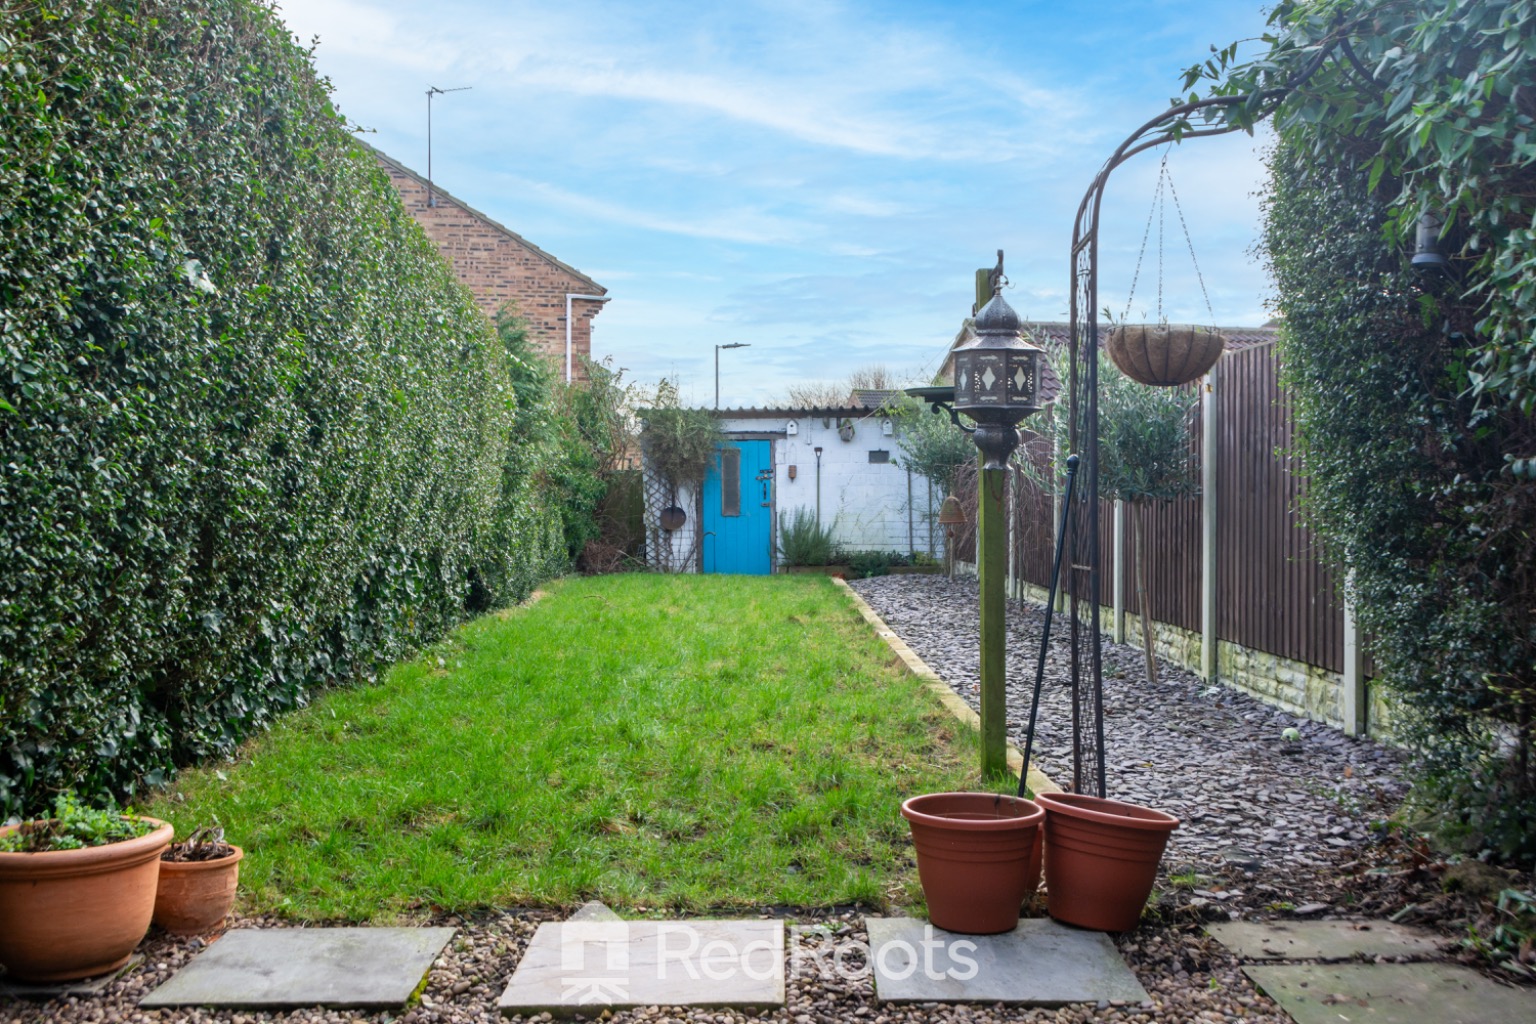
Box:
375, 152, 605, 378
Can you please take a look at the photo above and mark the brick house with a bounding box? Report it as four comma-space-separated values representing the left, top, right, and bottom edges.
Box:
370, 146, 608, 380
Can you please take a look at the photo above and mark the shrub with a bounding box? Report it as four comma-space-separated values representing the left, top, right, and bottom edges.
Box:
1188, 0, 1536, 867
0, 791, 154, 853
1264, 123, 1536, 865
777, 509, 840, 567
0, 0, 566, 818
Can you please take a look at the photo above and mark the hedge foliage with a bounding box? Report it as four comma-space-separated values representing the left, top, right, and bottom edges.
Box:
1192, 0, 1536, 863
0, 0, 567, 818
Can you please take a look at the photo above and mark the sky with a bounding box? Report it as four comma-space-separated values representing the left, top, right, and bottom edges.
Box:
276, 0, 1279, 408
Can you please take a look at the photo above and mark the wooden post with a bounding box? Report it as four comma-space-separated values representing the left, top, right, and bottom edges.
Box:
978, 463, 1008, 777
1201, 362, 1219, 681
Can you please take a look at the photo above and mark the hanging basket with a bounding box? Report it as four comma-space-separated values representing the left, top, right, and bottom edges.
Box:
1105, 324, 1225, 387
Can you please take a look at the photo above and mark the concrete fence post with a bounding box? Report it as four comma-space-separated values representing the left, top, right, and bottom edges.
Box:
1201, 362, 1219, 681
1113, 499, 1126, 644
1342, 576, 1368, 736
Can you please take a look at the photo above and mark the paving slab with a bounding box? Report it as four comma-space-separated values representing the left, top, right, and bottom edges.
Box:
499, 919, 784, 1017
568, 900, 622, 923
138, 927, 455, 1010
1, 954, 144, 1002
1243, 962, 1536, 1024
1208, 920, 1447, 961
866, 916, 1149, 1006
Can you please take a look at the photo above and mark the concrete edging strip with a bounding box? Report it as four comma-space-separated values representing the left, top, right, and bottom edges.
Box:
833, 578, 1060, 796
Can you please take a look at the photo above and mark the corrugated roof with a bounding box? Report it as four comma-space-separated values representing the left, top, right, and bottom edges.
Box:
849, 388, 901, 410
365, 142, 605, 294
638, 405, 880, 418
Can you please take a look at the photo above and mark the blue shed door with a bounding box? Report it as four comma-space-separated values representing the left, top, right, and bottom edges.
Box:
702, 440, 772, 574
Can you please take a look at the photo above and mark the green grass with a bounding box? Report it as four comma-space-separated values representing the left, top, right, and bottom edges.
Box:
147, 574, 995, 922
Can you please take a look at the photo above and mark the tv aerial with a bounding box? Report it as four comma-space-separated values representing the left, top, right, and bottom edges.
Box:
425, 84, 472, 207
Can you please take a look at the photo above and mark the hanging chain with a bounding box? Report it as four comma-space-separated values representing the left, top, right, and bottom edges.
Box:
1157, 161, 1166, 322
1121, 154, 1168, 324
1122, 154, 1218, 329
1165, 167, 1219, 330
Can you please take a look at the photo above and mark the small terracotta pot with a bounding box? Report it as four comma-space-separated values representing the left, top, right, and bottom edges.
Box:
1038, 792, 1179, 932
0, 817, 172, 982
901, 792, 1044, 934
153, 845, 244, 936
1105, 324, 1225, 387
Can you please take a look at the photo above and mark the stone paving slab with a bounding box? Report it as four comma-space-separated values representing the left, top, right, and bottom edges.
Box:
866, 917, 1149, 1006
1243, 962, 1536, 1024
1208, 920, 1447, 961
139, 927, 455, 1010
1, 954, 144, 1002
498, 919, 784, 1018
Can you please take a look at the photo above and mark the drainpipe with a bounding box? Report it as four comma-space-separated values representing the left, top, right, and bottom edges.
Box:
814, 446, 824, 527
564, 293, 610, 383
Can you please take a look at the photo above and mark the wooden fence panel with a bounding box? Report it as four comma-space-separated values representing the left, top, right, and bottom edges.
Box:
1001, 343, 1346, 675
1215, 344, 1344, 672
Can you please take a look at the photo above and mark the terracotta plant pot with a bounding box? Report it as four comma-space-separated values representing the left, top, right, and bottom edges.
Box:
0, 817, 172, 982
1037, 792, 1179, 932
153, 845, 244, 936
901, 792, 1044, 934
1105, 324, 1225, 387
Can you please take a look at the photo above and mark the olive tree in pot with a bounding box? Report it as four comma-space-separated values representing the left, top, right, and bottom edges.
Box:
0, 792, 172, 982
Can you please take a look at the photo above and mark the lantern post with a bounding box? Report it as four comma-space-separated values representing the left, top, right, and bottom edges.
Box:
908, 254, 1043, 777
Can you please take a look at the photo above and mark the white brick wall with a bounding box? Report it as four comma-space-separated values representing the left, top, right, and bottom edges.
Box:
715, 411, 942, 558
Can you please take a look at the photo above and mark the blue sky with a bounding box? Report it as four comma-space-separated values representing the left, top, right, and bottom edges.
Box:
277, 0, 1277, 407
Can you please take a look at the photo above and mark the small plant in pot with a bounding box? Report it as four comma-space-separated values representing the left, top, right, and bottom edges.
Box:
154, 825, 244, 936
0, 791, 172, 982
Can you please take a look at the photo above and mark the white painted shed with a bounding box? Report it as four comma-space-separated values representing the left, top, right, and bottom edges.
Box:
642, 400, 943, 574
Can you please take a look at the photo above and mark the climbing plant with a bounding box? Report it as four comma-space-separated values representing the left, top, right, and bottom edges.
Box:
1183, 0, 1536, 863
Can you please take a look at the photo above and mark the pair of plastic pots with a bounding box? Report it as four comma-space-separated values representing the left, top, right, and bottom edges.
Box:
902, 790, 1179, 935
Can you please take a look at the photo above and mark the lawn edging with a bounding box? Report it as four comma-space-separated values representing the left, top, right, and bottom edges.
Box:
833, 578, 1061, 797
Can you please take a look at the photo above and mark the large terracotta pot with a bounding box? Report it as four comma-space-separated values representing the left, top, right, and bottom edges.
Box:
0, 817, 172, 982
901, 792, 1044, 934
1038, 792, 1179, 932
153, 845, 244, 936
1105, 324, 1225, 387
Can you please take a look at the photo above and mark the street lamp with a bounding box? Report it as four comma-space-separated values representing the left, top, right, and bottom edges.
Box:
906, 252, 1044, 779
715, 343, 750, 409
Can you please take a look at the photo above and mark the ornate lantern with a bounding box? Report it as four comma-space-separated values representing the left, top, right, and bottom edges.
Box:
951, 289, 1044, 469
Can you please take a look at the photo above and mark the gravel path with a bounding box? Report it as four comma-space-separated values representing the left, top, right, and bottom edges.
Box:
4, 574, 1425, 1023
850, 574, 1411, 916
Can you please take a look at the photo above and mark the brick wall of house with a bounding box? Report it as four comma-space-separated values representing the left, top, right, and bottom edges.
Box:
376, 154, 606, 379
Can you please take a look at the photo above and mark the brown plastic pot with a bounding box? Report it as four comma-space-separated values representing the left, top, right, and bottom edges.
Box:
1037, 792, 1179, 932
901, 792, 1044, 934
0, 817, 172, 982
153, 845, 244, 936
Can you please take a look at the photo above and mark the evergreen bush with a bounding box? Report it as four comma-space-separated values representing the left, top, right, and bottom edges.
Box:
0, 0, 566, 818
1185, 0, 1536, 864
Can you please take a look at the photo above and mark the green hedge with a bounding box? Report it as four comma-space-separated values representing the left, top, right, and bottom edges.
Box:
0, 0, 566, 818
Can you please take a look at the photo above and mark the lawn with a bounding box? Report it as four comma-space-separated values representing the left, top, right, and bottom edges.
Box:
147, 574, 992, 921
